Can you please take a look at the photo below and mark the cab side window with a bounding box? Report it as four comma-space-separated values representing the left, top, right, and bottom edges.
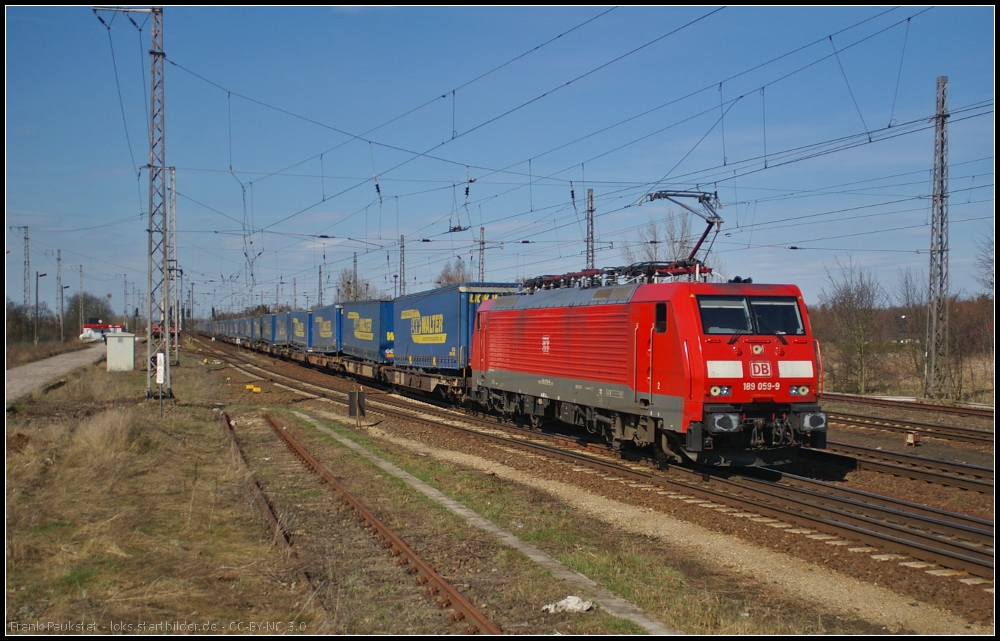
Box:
655, 303, 667, 333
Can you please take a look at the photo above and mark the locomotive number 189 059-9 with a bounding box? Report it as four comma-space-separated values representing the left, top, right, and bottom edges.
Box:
743, 381, 780, 391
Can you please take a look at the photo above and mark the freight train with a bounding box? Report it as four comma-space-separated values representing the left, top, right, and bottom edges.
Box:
200, 275, 827, 467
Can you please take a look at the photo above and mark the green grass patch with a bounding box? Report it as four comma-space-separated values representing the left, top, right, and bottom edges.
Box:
602, 617, 648, 635
61, 567, 96, 588
561, 548, 685, 604
33, 520, 75, 533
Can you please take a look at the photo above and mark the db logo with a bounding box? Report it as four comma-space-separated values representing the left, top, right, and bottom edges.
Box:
750, 361, 772, 377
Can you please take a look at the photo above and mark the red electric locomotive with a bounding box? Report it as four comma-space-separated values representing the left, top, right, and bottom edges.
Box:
470, 280, 827, 466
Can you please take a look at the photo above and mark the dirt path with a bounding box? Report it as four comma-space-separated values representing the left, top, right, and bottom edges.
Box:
5, 342, 107, 403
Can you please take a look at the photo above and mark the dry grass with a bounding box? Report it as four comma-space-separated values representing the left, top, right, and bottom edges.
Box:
821, 346, 994, 404
6, 352, 327, 633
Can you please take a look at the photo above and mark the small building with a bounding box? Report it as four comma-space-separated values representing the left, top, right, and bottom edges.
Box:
106, 333, 136, 371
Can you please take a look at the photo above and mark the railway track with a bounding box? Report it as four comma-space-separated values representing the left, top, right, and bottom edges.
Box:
261, 412, 501, 635
821, 392, 995, 421
800, 441, 994, 493
828, 411, 994, 445
219, 394, 500, 634
196, 338, 995, 580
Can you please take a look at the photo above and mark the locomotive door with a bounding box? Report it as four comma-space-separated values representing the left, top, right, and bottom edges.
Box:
475, 311, 487, 377
646, 302, 668, 406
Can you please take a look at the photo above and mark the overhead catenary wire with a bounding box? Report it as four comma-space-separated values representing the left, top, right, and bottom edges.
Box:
887, 17, 911, 127
829, 34, 871, 141
168, 5, 932, 252
165, 7, 620, 192
169, 8, 725, 234
139, 7, 991, 305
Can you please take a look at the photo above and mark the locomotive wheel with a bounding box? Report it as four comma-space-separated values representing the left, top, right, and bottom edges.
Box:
655, 433, 684, 464
528, 414, 543, 430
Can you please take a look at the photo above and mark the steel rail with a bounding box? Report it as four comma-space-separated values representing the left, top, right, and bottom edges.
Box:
800, 442, 993, 493
828, 412, 994, 444
742, 469, 993, 543
262, 413, 502, 635
821, 392, 994, 420
199, 338, 996, 578
221, 412, 312, 588
714, 472, 993, 570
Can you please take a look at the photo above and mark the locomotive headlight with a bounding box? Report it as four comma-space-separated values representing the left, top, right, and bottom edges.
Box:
707, 412, 742, 433
709, 385, 732, 397
789, 385, 810, 396
799, 412, 827, 432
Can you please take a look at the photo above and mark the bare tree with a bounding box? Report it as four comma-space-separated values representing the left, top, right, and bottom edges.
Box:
893, 268, 928, 394
336, 268, 384, 302
620, 213, 692, 265
819, 259, 889, 394
974, 233, 994, 294
435, 258, 470, 287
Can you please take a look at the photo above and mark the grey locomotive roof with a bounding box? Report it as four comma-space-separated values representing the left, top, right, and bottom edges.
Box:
491, 284, 638, 311
395, 282, 520, 301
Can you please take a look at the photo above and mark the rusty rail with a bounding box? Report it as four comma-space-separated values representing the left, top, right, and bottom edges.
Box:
263, 412, 501, 635
221, 412, 311, 587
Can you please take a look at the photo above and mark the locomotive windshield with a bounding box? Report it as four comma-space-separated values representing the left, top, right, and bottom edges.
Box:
698, 296, 804, 336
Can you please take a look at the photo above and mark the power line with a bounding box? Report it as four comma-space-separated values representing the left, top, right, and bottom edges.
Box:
169, 9, 725, 233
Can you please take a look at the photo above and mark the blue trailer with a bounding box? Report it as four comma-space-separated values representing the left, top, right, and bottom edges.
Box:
393, 283, 518, 372
251, 315, 265, 342
290, 310, 312, 349
341, 300, 393, 363
310, 304, 342, 353
273, 312, 290, 346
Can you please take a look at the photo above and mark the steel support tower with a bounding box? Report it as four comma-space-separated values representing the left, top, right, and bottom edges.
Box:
71, 265, 83, 336
168, 166, 181, 364
10, 226, 30, 311
399, 235, 406, 295
145, 7, 171, 397
478, 227, 485, 281
586, 189, 595, 270
56, 251, 63, 341
924, 76, 950, 399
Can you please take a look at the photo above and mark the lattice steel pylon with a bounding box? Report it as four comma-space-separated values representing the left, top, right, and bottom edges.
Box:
478, 227, 485, 281
145, 6, 171, 398
586, 189, 595, 270
10, 226, 30, 311
168, 166, 180, 365
399, 235, 406, 295
925, 76, 950, 399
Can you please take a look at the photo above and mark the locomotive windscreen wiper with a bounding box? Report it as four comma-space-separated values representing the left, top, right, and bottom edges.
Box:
755, 314, 788, 344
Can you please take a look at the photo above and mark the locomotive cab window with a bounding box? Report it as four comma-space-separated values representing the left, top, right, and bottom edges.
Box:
697, 295, 804, 336
697, 296, 752, 334
749, 297, 804, 336
655, 303, 667, 333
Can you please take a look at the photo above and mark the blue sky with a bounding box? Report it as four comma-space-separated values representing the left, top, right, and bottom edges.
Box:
6, 6, 995, 317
